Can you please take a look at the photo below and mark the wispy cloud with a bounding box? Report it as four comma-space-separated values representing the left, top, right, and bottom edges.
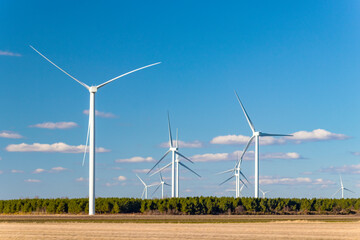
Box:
132, 169, 150, 173
0, 170, 3, 174
11, 170, 24, 173
351, 152, 360, 156
320, 164, 360, 174
30, 122, 78, 129
160, 140, 203, 148
210, 129, 349, 145
6, 142, 110, 153
0, 131, 23, 139
83, 110, 116, 118
25, 179, 41, 183
76, 177, 87, 182
115, 176, 127, 181
50, 167, 67, 172
33, 168, 46, 174
0, 50, 21, 57
190, 150, 302, 162
259, 176, 334, 187
115, 156, 154, 163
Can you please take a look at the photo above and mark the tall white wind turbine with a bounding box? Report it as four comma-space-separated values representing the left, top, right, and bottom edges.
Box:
147, 113, 200, 197
234, 91, 292, 198
218, 153, 249, 198
137, 175, 157, 199
30, 46, 160, 215
152, 172, 171, 199
259, 188, 270, 199
332, 175, 355, 199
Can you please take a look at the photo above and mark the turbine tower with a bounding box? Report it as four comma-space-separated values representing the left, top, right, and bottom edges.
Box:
137, 175, 157, 199
152, 172, 171, 199
234, 91, 292, 198
30, 46, 160, 215
148, 113, 200, 197
332, 175, 355, 199
218, 153, 249, 198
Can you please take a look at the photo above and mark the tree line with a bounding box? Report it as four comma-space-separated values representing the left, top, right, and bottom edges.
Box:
0, 197, 359, 214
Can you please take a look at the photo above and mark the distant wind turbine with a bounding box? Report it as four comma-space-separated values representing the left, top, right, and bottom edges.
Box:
234, 91, 292, 198
152, 172, 171, 199
137, 174, 157, 199
259, 188, 270, 199
148, 113, 200, 197
30, 45, 160, 215
218, 152, 249, 198
332, 175, 355, 199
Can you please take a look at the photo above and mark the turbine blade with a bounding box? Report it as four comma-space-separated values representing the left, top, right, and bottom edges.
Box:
150, 162, 172, 177
216, 168, 235, 175
240, 184, 245, 192
97, 62, 161, 89
159, 171, 163, 182
141, 188, 145, 198
164, 182, 171, 186
167, 112, 173, 148
136, 174, 146, 186
151, 184, 161, 196
332, 188, 341, 197
29, 45, 89, 89
344, 188, 355, 194
82, 113, 91, 167
176, 128, 179, 148
260, 132, 292, 137
176, 151, 194, 164
340, 175, 343, 187
239, 178, 247, 187
147, 150, 171, 174
234, 90, 255, 133
236, 135, 255, 167
179, 162, 201, 178
240, 171, 250, 184
219, 175, 235, 186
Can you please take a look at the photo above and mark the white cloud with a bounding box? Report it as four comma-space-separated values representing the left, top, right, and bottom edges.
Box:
11, 170, 24, 173
51, 167, 67, 172
105, 182, 119, 187
83, 110, 116, 118
320, 164, 360, 174
190, 150, 302, 162
160, 140, 203, 148
210, 129, 349, 146
0, 170, 3, 174
33, 168, 46, 174
0, 131, 23, 139
133, 169, 150, 173
0, 50, 21, 57
30, 122, 78, 129
76, 177, 87, 182
351, 152, 360, 156
6, 142, 110, 153
115, 176, 127, 181
25, 179, 41, 183
115, 156, 154, 163
258, 176, 335, 187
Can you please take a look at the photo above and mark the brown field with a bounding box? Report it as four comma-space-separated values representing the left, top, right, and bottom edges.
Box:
0, 215, 360, 239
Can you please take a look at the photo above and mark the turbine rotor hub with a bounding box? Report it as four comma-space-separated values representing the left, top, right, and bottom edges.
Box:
89, 86, 98, 93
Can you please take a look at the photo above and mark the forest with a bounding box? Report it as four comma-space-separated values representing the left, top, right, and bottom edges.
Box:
0, 197, 359, 215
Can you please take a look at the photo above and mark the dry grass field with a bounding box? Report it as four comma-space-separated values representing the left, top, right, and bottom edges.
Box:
0, 215, 359, 239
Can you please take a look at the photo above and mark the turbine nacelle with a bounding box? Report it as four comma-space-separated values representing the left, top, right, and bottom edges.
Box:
170, 147, 178, 152
89, 86, 98, 93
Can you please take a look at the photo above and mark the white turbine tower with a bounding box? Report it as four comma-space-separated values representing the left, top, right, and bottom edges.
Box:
148, 113, 200, 197
137, 175, 157, 199
332, 175, 355, 199
30, 46, 160, 215
152, 172, 171, 199
218, 153, 249, 198
259, 188, 270, 199
234, 91, 292, 198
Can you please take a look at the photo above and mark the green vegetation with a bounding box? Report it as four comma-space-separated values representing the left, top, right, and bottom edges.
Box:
0, 197, 359, 215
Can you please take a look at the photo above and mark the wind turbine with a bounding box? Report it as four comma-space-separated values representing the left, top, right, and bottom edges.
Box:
259, 188, 270, 199
137, 175, 157, 199
30, 46, 160, 215
147, 113, 200, 197
332, 175, 355, 199
234, 91, 292, 198
152, 172, 171, 199
218, 152, 249, 198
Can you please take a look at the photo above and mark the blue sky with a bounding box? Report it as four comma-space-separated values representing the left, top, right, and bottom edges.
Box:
1, 0, 360, 199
